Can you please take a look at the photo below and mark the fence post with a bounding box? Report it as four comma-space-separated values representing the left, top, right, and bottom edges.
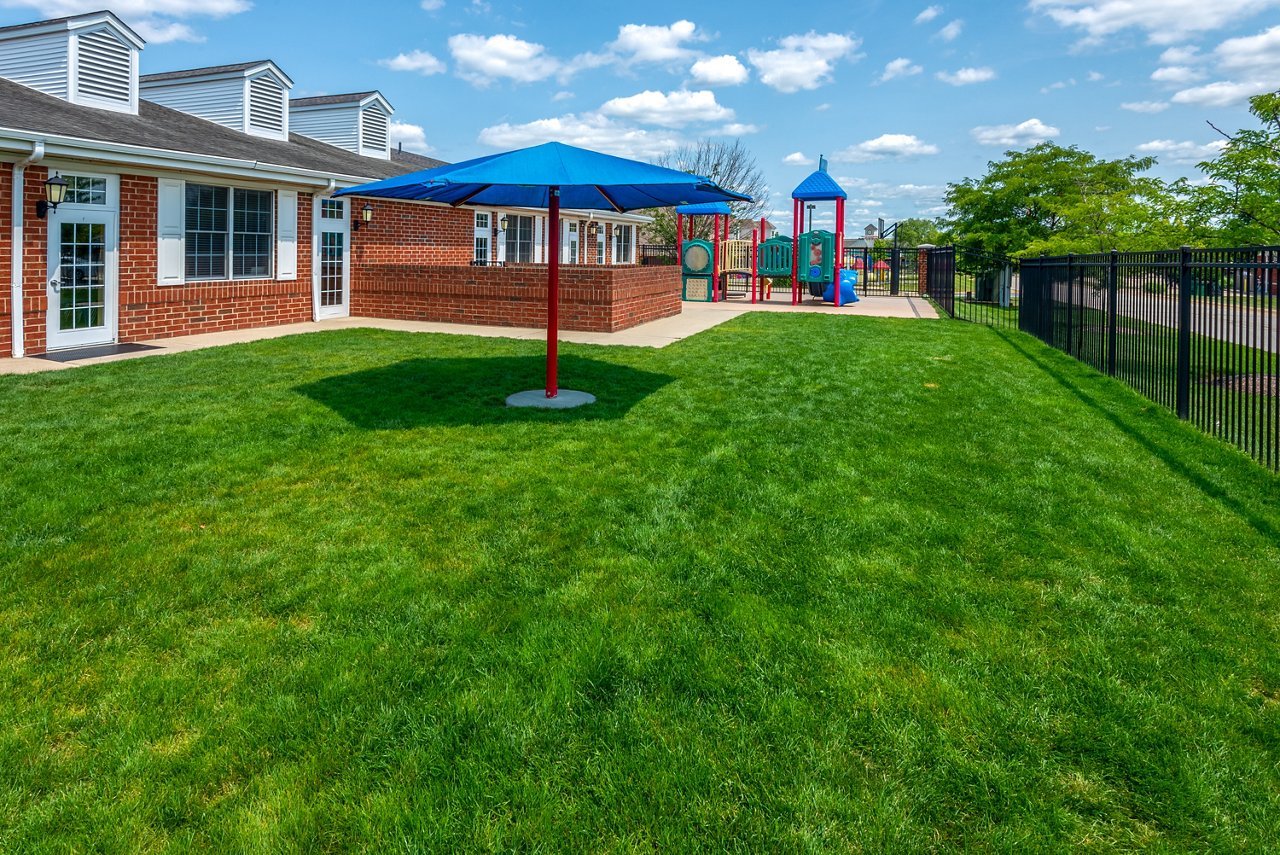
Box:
1066, 253, 1075, 356
890, 243, 900, 295
1107, 249, 1119, 377
1176, 245, 1192, 420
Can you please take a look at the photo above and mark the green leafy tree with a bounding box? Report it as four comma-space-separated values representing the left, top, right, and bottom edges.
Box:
1200, 90, 1280, 244
942, 143, 1165, 257
875, 217, 943, 248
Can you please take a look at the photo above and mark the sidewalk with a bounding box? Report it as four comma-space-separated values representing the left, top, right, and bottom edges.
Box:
0, 295, 936, 375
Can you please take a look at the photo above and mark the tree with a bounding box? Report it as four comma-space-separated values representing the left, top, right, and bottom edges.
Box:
875, 217, 943, 248
1200, 90, 1280, 244
942, 143, 1163, 257
642, 140, 768, 244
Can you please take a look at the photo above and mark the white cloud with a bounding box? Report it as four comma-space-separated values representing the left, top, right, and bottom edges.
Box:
710, 122, 761, 136
389, 121, 433, 154
478, 114, 681, 160
1172, 80, 1270, 106
1087, 70, 1105, 81
552, 90, 575, 102
1041, 78, 1076, 93
420, 0, 444, 9
2, 0, 248, 14
970, 118, 1060, 146
835, 133, 940, 162
380, 49, 446, 76
690, 54, 749, 86
1029, 0, 1280, 46
611, 20, 704, 63
783, 152, 815, 166
1166, 25, 1280, 106
936, 20, 964, 41
0, 0, 249, 43
599, 89, 733, 128
747, 32, 862, 93
880, 57, 923, 82
1135, 139, 1228, 164
1160, 46, 1201, 64
915, 5, 943, 23
132, 19, 203, 43
448, 33, 560, 85
1120, 100, 1169, 112
815, 103, 831, 111
936, 66, 996, 85
1151, 65, 1205, 84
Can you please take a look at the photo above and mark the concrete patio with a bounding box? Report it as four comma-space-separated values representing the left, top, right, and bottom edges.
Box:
0, 295, 937, 375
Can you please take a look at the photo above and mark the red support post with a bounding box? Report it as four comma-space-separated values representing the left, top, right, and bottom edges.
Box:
712, 214, 721, 302
676, 212, 683, 271
791, 198, 800, 305
760, 217, 769, 299
834, 198, 844, 307
546, 187, 560, 398
751, 228, 758, 304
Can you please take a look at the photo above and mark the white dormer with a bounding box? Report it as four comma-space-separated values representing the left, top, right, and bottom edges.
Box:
0, 11, 143, 114
290, 92, 395, 160
140, 60, 293, 141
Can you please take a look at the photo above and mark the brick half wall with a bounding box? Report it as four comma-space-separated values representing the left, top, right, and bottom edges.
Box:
351, 263, 681, 333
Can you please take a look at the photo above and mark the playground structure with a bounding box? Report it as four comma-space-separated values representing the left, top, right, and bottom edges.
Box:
678, 159, 859, 306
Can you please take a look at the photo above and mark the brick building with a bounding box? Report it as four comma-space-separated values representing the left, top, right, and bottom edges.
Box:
0, 10, 667, 360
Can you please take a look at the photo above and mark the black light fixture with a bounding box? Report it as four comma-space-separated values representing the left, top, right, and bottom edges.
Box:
499, 216, 509, 232
35, 172, 68, 219
353, 202, 373, 230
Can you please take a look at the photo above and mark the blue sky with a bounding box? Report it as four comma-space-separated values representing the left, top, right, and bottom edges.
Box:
5, 1, 1280, 231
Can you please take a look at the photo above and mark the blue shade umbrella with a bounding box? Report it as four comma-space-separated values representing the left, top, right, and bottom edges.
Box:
336, 142, 750, 403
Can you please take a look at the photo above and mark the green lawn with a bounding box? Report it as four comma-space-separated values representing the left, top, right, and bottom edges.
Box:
2, 315, 1279, 852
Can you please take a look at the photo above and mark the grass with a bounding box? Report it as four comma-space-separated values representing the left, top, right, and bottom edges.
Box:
2, 314, 1279, 852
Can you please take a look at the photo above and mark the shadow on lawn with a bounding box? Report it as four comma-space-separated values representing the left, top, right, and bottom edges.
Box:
997, 330, 1280, 542
295, 354, 674, 429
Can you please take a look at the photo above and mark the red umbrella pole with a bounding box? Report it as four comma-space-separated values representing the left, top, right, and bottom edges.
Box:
547, 187, 560, 398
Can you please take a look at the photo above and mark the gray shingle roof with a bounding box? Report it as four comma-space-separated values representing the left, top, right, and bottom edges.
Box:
391, 148, 447, 171
290, 92, 379, 107
140, 61, 274, 83
0, 77, 435, 181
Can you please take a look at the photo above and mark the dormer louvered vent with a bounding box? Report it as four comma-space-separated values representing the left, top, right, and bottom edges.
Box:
290, 91, 395, 160
0, 12, 142, 114
360, 108, 389, 157
76, 28, 132, 106
248, 74, 285, 137
140, 60, 292, 141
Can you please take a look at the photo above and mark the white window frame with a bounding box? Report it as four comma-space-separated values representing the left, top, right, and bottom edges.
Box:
613, 223, 634, 265
596, 222, 605, 264
183, 181, 276, 282
474, 211, 491, 264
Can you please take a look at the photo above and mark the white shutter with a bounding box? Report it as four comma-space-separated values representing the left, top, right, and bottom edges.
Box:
533, 216, 544, 264
157, 177, 185, 286
277, 189, 298, 281
495, 211, 506, 263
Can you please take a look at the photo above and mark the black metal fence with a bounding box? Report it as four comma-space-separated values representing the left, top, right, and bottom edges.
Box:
639, 244, 678, 266
1021, 247, 1280, 470
924, 247, 1021, 330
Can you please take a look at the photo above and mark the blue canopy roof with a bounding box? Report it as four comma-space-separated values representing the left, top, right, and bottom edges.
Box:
676, 202, 732, 216
792, 168, 847, 201
335, 141, 751, 212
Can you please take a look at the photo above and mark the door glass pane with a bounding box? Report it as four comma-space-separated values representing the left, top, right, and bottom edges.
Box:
57, 219, 108, 332
320, 230, 345, 307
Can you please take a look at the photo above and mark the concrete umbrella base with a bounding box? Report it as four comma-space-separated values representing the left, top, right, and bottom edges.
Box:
505, 389, 596, 409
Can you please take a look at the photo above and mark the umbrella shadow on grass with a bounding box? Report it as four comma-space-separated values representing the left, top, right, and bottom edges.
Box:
295, 354, 674, 429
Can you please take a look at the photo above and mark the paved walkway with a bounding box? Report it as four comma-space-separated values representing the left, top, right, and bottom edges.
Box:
0, 295, 936, 375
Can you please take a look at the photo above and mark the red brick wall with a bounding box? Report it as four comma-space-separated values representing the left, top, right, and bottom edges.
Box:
13, 171, 315, 356
0, 162, 11, 358
353, 199, 473, 266
350, 262, 680, 333
114, 176, 313, 344
20, 165, 48, 355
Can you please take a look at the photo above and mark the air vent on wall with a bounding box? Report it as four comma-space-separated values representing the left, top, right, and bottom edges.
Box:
361, 108, 388, 153
248, 75, 284, 136
76, 28, 132, 105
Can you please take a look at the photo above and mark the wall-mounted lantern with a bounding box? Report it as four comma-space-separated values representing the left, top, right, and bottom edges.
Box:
353, 202, 373, 230
499, 216, 509, 232
35, 172, 68, 219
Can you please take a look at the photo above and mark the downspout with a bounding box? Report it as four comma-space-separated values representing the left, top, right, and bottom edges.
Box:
10, 140, 43, 359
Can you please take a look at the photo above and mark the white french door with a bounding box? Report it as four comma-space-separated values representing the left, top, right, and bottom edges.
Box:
315, 197, 350, 319
46, 209, 117, 350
